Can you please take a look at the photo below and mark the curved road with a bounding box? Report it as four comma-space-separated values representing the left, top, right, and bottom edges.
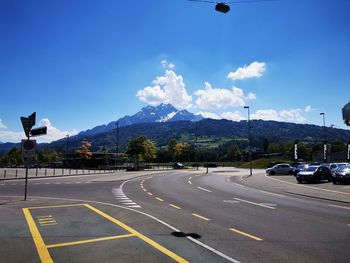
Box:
1, 168, 349, 262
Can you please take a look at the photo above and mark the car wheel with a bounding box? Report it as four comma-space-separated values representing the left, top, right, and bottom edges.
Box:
269, 171, 275, 175
297, 179, 302, 184
288, 170, 294, 175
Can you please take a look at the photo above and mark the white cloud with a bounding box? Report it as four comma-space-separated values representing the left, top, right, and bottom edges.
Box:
279, 109, 306, 123
246, 93, 256, 100
0, 119, 7, 129
136, 70, 192, 109
0, 130, 25, 143
194, 82, 255, 110
304, 105, 314, 112
251, 108, 306, 123
227, 61, 266, 80
221, 111, 245, 121
37, 118, 78, 143
161, 60, 175, 70
251, 109, 280, 121
0, 118, 78, 143
196, 111, 221, 120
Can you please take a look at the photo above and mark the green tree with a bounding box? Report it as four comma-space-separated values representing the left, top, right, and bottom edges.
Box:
225, 145, 242, 161
37, 148, 60, 164
168, 138, 177, 161
7, 147, 22, 165
126, 136, 157, 168
175, 142, 190, 161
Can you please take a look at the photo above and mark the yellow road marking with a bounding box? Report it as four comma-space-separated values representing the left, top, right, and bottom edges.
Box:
147, 192, 153, 196
28, 203, 84, 209
23, 208, 53, 263
169, 204, 182, 210
84, 204, 189, 263
229, 228, 263, 241
156, 197, 164, 202
39, 220, 56, 224
192, 213, 210, 221
46, 234, 136, 249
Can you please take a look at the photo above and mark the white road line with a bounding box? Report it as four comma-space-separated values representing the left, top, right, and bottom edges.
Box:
328, 204, 350, 210
234, 198, 276, 210
223, 200, 241, 204
188, 180, 192, 185
197, 186, 212, 193
126, 205, 141, 208
233, 183, 246, 188
258, 190, 286, 198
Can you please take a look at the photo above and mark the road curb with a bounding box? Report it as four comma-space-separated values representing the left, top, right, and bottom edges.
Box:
285, 191, 350, 204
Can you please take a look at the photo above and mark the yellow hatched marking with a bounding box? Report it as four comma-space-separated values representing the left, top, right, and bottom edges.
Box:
46, 234, 135, 249
229, 228, 263, 241
156, 197, 164, 202
28, 203, 84, 210
192, 213, 210, 221
169, 204, 182, 210
147, 192, 153, 196
40, 222, 58, 226
84, 204, 189, 263
23, 208, 53, 263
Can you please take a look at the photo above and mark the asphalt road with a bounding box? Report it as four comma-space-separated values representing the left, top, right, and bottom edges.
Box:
1, 168, 349, 263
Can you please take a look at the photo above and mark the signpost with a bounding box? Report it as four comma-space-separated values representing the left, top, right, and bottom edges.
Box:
20, 112, 47, 201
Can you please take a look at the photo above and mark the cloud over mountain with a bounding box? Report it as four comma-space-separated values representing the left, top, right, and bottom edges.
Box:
227, 61, 266, 80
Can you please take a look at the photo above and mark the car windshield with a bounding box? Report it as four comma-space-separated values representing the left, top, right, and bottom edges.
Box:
338, 165, 350, 172
305, 166, 318, 171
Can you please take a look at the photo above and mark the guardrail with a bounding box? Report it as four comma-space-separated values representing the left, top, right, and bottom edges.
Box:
0, 168, 116, 180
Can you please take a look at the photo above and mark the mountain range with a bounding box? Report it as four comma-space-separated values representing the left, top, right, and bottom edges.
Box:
1, 104, 350, 154
78, 103, 202, 137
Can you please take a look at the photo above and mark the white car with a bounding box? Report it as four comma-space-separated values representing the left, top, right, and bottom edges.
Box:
266, 164, 295, 175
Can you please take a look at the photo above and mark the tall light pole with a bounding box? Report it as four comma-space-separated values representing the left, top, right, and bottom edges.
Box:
115, 121, 119, 168
66, 134, 69, 165
320, 112, 327, 163
244, 106, 252, 176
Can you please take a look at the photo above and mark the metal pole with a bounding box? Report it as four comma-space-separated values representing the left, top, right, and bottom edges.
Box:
66, 134, 69, 167
116, 121, 119, 168
24, 134, 30, 201
244, 106, 252, 176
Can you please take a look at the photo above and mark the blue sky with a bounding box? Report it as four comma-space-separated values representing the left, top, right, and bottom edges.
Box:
1, 0, 350, 142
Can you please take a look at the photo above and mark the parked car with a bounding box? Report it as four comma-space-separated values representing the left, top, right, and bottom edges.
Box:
332, 164, 350, 184
173, 162, 185, 169
296, 165, 332, 183
329, 163, 348, 174
266, 164, 295, 175
293, 164, 309, 176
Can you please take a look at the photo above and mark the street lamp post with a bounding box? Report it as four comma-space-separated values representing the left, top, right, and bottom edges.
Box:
115, 121, 119, 168
66, 134, 69, 166
320, 112, 327, 163
244, 106, 252, 176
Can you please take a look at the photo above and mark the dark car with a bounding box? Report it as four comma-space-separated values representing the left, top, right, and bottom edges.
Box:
332, 164, 350, 184
296, 165, 332, 183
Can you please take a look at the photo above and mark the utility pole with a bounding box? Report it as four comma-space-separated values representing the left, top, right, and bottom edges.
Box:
115, 121, 119, 168
244, 106, 252, 176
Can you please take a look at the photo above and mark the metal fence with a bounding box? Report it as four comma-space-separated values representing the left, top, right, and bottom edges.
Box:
0, 168, 116, 180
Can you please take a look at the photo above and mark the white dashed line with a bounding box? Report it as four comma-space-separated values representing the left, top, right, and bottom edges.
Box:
197, 186, 212, 193
258, 190, 286, 198
188, 180, 192, 185
112, 187, 141, 208
234, 198, 276, 210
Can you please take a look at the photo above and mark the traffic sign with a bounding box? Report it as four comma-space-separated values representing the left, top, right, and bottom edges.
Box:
22, 139, 36, 158
30, 126, 47, 137
20, 112, 36, 138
